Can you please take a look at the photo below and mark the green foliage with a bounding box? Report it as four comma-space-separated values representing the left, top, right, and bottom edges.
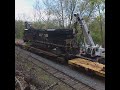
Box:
32, 20, 59, 29
32, 21, 45, 29
71, 16, 105, 45
89, 17, 105, 45
15, 20, 24, 39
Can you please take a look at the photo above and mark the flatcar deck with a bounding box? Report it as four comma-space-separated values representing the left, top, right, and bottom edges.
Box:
68, 58, 105, 77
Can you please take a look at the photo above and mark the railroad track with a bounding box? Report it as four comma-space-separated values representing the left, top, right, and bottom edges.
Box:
15, 46, 105, 90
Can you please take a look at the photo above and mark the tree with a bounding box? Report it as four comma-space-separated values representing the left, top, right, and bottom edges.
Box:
43, 0, 66, 28
97, 0, 105, 47
75, 0, 105, 46
64, 0, 77, 28
33, 0, 45, 22
15, 20, 24, 39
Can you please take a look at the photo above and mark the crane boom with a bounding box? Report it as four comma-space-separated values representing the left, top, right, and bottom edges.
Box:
74, 13, 95, 46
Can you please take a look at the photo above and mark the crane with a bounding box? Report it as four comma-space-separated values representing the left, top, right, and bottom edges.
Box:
73, 13, 105, 63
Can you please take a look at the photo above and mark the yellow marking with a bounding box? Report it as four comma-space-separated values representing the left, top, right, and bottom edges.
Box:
68, 58, 105, 77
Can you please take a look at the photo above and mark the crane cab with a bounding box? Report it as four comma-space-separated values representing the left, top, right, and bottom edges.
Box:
85, 45, 105, 58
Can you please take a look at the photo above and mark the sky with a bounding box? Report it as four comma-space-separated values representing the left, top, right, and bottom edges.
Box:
15, 0, 44, 21
15, 0, 104, 21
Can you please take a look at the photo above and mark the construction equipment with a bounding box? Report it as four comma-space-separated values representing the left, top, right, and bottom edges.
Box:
73, 13, 105, 63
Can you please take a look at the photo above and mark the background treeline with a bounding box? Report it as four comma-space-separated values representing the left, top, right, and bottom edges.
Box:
15, 0, 105, 47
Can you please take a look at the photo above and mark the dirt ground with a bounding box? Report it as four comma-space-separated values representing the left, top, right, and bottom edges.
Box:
15, 47, 73, 90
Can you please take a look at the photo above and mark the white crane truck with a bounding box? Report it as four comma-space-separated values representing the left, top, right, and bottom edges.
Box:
74, 13, 105, 64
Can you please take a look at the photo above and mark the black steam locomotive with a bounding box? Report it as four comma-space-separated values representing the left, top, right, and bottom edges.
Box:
23, 22, 79, 59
